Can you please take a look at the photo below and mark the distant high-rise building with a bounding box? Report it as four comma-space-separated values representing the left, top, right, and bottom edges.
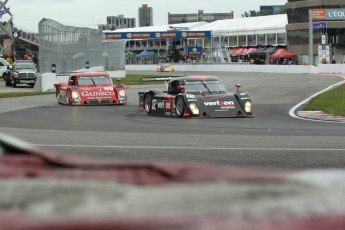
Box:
103, 15, 136, 30
168, 10, 234, 24
138, 4, 153, 27
260, 5, 285, 15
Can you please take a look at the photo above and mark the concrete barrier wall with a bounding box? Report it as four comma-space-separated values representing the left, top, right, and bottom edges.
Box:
125, 64, 318, 74
37, 63, 344, 92
317, 64, 345, 74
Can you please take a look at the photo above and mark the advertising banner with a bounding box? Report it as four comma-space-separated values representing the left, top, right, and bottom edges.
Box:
187, 46, 202, 56
313, 9, 345, 21
313, 21, 327, 30
313, 9, 326, 21
326, 9, 345, 20
105, 31, 211, 40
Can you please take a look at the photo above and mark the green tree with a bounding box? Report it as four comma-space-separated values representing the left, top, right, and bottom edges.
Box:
241, 11, 250, 18
279, 8, 287, 14
250, 10, 261, 17
241, 10, 261, 17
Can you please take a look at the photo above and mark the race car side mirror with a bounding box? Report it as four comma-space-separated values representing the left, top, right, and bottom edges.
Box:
235, 84, 241, 92
116, 78, 121, 85
177, 86, 185, 92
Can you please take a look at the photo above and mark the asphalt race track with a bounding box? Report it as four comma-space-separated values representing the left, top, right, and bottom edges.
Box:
1, 71, 345, 170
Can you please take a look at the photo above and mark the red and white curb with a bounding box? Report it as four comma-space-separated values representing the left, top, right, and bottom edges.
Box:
290, 76, 345, 123
297, 110, 345, 123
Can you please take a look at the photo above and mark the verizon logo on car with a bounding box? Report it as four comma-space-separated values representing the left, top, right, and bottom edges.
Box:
204, 100, 234, 107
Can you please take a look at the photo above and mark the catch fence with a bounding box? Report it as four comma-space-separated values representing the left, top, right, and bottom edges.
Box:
38, 18, 125, 74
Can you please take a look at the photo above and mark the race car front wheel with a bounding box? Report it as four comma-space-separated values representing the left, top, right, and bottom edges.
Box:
175, 96, 186, 118
144, 93, 152, 115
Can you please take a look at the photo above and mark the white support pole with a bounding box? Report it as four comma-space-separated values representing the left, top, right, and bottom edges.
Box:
309, 9, 314, 66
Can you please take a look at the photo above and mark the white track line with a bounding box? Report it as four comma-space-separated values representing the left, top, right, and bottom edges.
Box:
36, 144, 345, 151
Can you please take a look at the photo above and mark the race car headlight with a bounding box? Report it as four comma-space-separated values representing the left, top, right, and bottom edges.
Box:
71, 91, 81, 102
118, 89, 126, 100
245, 101, 252, 113
189, 103, 200, 115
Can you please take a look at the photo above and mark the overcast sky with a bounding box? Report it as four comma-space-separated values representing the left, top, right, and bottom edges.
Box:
5, 0, 287, 32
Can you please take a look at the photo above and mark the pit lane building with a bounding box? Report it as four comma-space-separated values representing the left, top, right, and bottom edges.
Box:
104, 1, 345, 65
104, 14, 288, 64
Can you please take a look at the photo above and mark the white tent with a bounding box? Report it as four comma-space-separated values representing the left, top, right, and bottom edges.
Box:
198, 14, 287, 36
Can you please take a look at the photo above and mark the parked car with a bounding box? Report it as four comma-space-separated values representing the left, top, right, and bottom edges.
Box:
54, 72, 127, 105
138, 75, 253, 118
4, 60, 39, 88
0, 58, 10, 79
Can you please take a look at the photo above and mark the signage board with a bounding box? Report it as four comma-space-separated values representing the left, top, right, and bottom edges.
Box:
105, 31, 212, 40
187, 46, 202, 56
312, 9, 326, 21
313, 9, 345, 21
313, 21, 327, 30
321, 35, 326, 45
326, 9, 345, 20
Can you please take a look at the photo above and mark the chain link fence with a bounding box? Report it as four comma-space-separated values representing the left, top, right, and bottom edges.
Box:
38, 18, 125, 74
103, 40, 126, 71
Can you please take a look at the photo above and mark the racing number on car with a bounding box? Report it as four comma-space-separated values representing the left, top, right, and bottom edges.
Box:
152, 99, 157, 110
164, 96, 175, 112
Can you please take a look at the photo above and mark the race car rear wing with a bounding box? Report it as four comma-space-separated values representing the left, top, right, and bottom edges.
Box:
138, 76, 187, 111
140, 77, 172, 84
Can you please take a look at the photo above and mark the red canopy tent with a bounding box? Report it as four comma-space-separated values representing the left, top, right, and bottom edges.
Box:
269, 48, 297, 59
242, 48, 257, 56
229, 48, 241, 55
237, 48, 248, 55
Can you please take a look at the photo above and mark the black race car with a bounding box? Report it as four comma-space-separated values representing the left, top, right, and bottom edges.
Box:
138, 75, 253, 118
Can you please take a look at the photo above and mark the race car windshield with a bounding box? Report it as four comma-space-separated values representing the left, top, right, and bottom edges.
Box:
184, 80, 227, 94
91, 76, 112, 86
77, 76, 111, 86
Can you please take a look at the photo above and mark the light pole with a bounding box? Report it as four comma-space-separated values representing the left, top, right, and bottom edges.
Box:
309, 9, 314, 66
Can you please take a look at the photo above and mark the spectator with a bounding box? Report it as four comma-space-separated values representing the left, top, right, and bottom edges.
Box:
6, 55, 13, 64
23, 52, 29, 60
321, 58, 327, 64
32, 52, 39, 64
14, 52, 21, 61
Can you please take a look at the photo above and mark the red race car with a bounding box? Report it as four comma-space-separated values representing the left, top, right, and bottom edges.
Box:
54, 72, 127, 105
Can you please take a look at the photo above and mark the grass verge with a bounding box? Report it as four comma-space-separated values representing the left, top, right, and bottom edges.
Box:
305, 84, 345, 116
0, 92, 54, 98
